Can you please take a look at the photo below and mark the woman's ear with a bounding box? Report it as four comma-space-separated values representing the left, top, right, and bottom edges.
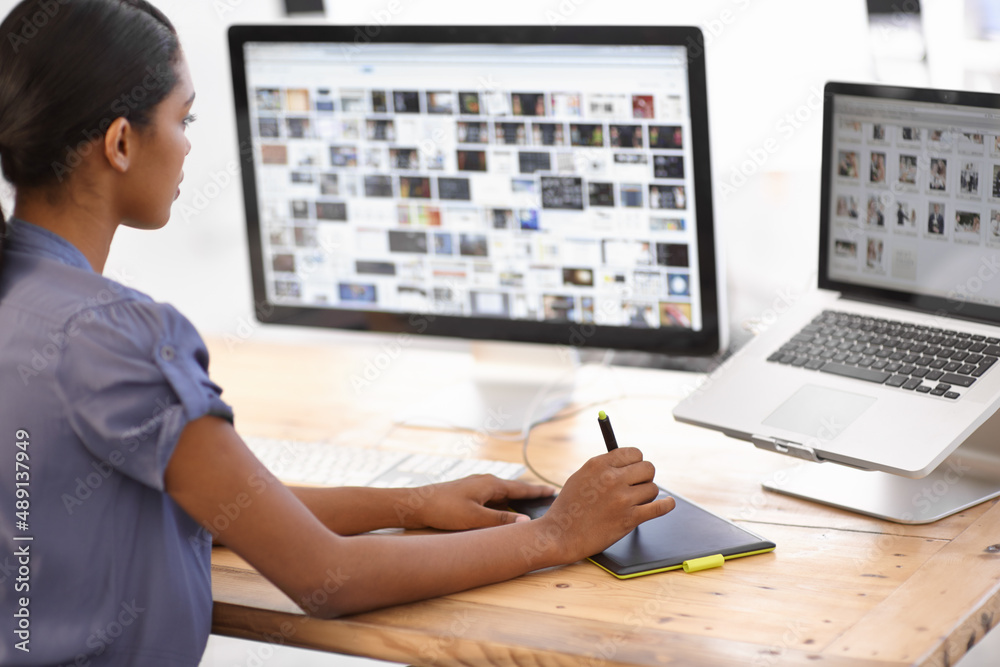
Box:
103, 117, 133, 173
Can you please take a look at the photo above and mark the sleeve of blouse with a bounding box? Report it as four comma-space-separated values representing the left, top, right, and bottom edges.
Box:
54, 297, 234, 491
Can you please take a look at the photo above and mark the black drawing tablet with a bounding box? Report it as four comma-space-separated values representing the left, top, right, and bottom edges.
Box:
509, 490, 775, 578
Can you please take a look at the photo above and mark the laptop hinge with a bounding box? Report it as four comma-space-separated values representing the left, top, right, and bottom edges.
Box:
751, 435, 822, 462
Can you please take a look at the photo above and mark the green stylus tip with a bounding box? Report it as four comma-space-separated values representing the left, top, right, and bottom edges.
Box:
598, 410, 607, 420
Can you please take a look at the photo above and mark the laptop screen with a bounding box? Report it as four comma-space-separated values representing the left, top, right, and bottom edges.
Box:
820, 83, 1000, 321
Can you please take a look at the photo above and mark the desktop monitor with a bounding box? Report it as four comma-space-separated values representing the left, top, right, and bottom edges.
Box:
229, 25, 724, 429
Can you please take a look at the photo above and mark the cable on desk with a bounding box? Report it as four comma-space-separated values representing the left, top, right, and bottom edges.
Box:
520, 396, 622, 488
379, 350, 683, 488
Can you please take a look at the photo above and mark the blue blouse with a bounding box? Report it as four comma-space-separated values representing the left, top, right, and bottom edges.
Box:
0, 219, 233, 666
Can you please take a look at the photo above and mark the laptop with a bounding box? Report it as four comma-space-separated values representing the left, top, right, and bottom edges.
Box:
673, 82, 1000, 520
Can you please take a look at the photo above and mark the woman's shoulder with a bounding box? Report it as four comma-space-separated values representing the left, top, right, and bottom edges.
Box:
3, 252, 203, 366
6, 250, 191, 331
64, 285, 202, 362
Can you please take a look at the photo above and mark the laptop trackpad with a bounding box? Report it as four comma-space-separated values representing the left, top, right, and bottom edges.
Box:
762, 384, 876, 440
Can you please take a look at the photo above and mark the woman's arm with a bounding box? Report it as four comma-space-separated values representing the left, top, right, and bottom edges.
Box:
165, 416, 673, 619
287, 475, 557, 535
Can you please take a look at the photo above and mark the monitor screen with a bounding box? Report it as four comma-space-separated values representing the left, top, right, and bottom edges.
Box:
229, 25, 722, 353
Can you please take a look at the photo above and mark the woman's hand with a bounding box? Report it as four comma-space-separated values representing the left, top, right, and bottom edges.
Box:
536, 447, 675, 563
401, 475, 556, 531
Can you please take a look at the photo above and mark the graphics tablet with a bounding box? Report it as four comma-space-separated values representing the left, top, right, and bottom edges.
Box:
510, 491, 775, 578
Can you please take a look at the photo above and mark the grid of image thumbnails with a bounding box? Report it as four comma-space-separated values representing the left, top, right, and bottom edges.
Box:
251, 83, 699, 330
831, 117, 1000, 283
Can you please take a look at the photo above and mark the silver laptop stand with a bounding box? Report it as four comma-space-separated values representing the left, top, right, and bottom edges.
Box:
764, 406, 1000, 523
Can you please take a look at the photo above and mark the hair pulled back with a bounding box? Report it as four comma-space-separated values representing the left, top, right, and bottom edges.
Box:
0, 0, 180, 272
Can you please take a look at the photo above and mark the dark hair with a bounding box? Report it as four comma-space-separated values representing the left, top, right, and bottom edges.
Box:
0, 0, 181, 272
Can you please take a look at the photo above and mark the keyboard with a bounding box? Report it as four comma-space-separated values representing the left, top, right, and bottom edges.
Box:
244, 436, 526, 488
767, 310, 998, 399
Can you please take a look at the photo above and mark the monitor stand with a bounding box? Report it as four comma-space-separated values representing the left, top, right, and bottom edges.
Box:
394, 341, 579, 434
763, 407, 1000, 524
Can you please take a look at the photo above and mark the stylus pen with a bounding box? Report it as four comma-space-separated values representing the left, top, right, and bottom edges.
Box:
598, 410, 618, 451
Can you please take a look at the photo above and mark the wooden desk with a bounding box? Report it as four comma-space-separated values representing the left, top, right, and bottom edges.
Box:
207, 335, 1000, 666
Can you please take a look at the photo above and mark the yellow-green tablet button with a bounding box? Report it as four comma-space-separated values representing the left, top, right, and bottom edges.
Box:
682, 554, 725, 573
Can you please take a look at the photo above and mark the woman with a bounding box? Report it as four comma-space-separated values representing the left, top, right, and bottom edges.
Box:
0, 1, 674, 665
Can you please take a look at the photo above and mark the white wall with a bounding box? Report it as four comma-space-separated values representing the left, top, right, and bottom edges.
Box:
0, 0, 878, 345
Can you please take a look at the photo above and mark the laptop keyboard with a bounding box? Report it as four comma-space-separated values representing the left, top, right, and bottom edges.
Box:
767, 310, 998, 399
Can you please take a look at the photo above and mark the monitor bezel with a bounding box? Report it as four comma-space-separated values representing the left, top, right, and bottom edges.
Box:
229, 24, 723, 354
818, 81, 1000, 326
